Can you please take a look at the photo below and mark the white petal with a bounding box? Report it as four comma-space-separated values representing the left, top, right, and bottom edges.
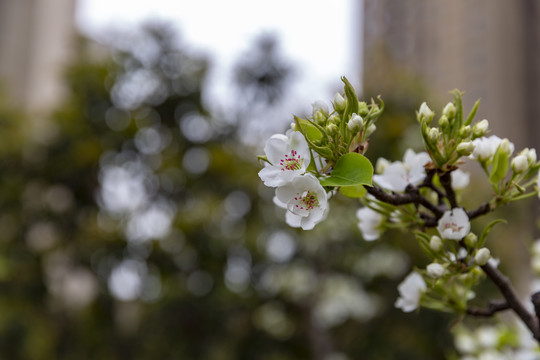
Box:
264, 134, 288, 165
285, 211, 302, 228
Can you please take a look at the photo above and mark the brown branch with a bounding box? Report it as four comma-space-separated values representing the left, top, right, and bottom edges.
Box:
466, 300, 510, 317
364, 185, 445, 218
481, 262, 540, 340
439, 171, 458, 209
467, 202, 493, 220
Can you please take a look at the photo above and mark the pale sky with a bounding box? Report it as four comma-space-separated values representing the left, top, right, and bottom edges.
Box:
76, 0, 363, 136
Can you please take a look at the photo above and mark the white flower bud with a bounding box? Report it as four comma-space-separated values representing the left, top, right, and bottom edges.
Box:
418, 102, 434, 122
527, 148, 537, 164
475, 248, 491, 266
326, 123, 338, 135
426, 263, 445, 278
429, 235, 443, 252
347, 113, 363, 131
464, 233, 477, 248
457, 141, 475, 156
312, 100, 329, 116
511, 154, 529, 173
333, 93, 345, 111
428, 127, 440, 142
290, 122, 297, 131
499, 138, 513, 156
365, 124, 376, 136
459, 125, 472, 138
442, 102, 456, 118
473, 119, 489, 137
375, 157, 390, 174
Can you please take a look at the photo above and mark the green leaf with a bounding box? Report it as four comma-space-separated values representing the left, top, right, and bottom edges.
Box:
464, 99, 480, 126
295, 117, 323, 143
319, 153, 373, 186
478, 219, 507, 247
339, 185, 367, 198
489, 147, 509, 183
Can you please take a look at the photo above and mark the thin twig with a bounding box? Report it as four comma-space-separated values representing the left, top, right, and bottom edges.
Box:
466, 300, 510, 317
481, 262, 540, 340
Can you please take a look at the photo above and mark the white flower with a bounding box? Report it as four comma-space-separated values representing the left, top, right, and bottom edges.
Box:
471, 136, 514, 162
395, 271, 426, 312
274, 174, 328, 230
259, 131, 311, 187
418, 102, 434, 121
451, 169, 470, 190
511, 154, 529, 173
426, 263, 445, 278
475, 248, 491, 266
356, 207, 384, 241
437, 208, 470, 240
372, 149, 431, 192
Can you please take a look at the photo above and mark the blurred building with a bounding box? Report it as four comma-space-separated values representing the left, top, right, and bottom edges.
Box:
0, 0, 76, 118
363, 0, 540, 151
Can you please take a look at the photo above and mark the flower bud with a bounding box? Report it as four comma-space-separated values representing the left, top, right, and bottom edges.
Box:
313, 111, 327, 125
457, 141, 475, 156
473, 119, 489, 138
290, 122, 297, 131
464, 232, 477, 248
512, 154, 528, 173
418, 102, 434, 123
475, 248, 491, 265
459, 125, 472, 138
376, 157, 390, 174
426, 263, 445, 278
347, 113, 363, 131
527, 148, 537, 164
429, 235, 443, 252
438, 115, 449, 129
365, 124, 377, 137
326, 123, 338, 136
312, 100, 329, 116
358, 102, 369, 117
334, 92, 346, 111
499, 138, 513, 156
442, 102, 456, 119
328, 114, 340, 125
428, 127, 440, 142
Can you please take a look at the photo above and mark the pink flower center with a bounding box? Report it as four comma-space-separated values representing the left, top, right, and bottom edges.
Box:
280, 150, 302, 171
293, 191, 319, 211
443, 221, 463, 233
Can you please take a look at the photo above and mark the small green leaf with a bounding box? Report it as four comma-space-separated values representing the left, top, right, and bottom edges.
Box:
478, 219, 507, 247
295, 117, 323, 143
489, 147, 509, 183
339, 185, 367, 198
464, 99, 480, 126
319, 153, 373, 187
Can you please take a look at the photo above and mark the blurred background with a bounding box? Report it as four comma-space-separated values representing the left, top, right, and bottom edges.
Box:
0, 0, 539, 359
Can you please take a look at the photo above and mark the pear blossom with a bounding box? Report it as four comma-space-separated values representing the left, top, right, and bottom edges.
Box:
443, 102, 456, 118
437, 208, 471, 240
258, 131, 311, 187
511, 154, 529, 173
274, 174, 328, 230
471, 136, 514, 162
347, 113, 363, 131
356, 207, 385, 241
475, 248, 491, 266
395, 271, 426, 312
372, 149, 431, 192
429, 235, 443, 252
451, 169, 470, 190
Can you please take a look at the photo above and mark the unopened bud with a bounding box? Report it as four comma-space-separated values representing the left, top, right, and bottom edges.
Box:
464, 233, 477, 248
427, 263, 445, 278
348, 113, 363, 131
475, 248, 491, 266
442, 102, 456, 119
459, 125, 472, 138
438, 115, 449, 129
457, 141, 475, 156
376, 157, 390, 174
290, 122, 297, 131
328, 114, 340, 125
527, 148, 537, 164
418, 102, 434, 123
326, 123, 338, 136
365, 124, 377, 137
512, 154, 529, 173
428, 127, 440, 142
499, 138, 513, 156
429, 235, 443, 252
473, 119, 489, 138
313, 111, 326, 125
312, 100, 329, 116
334, 93, 346, 112
358, 102, 369, 117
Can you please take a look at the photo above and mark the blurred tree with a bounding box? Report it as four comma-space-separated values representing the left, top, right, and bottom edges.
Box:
0, 22, 454, 360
